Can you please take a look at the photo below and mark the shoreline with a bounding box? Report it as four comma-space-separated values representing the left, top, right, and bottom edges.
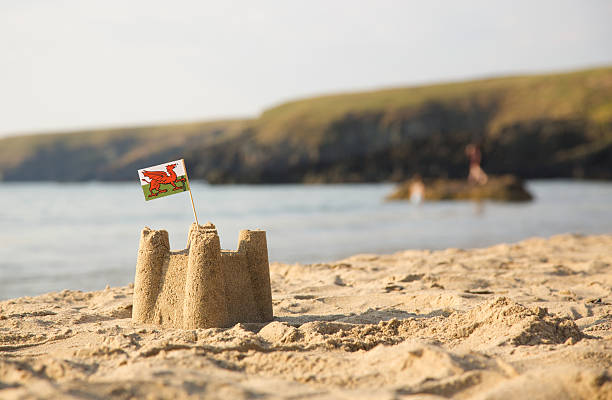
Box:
1, 234, 611, 399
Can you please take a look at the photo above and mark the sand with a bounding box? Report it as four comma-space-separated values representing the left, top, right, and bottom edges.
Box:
1, 233, 611, 399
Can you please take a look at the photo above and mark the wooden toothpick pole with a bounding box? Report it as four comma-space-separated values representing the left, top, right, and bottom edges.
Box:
181, 159, 199, 226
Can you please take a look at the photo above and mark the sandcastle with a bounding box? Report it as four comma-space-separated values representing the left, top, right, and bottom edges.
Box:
132, 223, 273, 329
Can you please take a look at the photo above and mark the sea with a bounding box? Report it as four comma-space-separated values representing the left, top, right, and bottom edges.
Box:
0, 180, 611, 300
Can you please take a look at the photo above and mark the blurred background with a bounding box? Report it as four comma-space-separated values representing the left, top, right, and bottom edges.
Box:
1, 1, 611, 299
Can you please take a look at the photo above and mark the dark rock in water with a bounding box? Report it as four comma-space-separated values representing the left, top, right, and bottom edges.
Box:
387, 175, 533, 202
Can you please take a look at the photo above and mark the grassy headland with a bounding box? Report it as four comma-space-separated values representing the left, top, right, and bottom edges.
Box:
1, 66, 611, 182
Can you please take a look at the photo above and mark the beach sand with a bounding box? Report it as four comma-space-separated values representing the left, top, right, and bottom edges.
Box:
1, 234, 611, 399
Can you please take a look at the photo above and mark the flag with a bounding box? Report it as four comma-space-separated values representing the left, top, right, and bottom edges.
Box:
138, 159, 190, 201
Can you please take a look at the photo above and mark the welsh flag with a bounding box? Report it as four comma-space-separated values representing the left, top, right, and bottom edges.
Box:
138, 159, 190, 201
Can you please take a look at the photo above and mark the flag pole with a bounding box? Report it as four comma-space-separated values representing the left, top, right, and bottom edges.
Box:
181, 159, 199, 226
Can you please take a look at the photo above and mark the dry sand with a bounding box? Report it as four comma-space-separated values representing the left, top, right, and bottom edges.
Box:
1, 234, 611, 399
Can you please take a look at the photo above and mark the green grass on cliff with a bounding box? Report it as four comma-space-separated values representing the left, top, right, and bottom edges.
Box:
0, 66, 611, 178
255, 67, 612, 145
0, 119, 247, 176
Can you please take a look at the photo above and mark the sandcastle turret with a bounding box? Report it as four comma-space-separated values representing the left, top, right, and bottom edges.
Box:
238, 230, 273, 321
133, 228, 169, 324
132, 223, 273, 329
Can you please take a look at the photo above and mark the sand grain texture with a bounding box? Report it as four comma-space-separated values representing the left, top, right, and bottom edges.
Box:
1, 234, 612, 399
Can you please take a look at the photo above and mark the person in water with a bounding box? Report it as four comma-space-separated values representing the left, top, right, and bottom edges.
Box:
409, 174, 425, 204
465, 144, 488, 185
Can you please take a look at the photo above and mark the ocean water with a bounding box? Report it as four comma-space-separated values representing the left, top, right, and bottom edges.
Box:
0, 180, 611, 300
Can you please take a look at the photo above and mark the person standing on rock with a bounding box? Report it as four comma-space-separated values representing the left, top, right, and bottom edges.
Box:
465, 144, 488, 185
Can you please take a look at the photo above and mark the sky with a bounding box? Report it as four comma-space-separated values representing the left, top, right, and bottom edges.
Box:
1, 0, 611, 137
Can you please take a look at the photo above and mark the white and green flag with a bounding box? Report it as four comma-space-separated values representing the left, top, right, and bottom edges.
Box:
138, 159, 189, 201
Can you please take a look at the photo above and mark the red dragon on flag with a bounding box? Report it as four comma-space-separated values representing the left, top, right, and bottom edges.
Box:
137, 158, 200, 224
142, 163, 185, 197
138, 159, 189, 200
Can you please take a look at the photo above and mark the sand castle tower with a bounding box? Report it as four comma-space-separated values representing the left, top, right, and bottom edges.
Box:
132, 223, 273, 329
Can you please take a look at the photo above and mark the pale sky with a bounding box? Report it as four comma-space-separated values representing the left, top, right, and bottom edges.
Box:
1, 0, 611, 137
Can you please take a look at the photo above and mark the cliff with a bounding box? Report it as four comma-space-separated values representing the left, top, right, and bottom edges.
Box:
1, 67, 611, 182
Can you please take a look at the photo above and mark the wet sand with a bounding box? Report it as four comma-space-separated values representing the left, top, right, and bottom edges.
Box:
1, 234, 611, 399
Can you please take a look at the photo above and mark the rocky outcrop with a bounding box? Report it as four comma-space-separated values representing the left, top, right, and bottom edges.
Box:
386, 175, 533, 202
182, 118, 611, 184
